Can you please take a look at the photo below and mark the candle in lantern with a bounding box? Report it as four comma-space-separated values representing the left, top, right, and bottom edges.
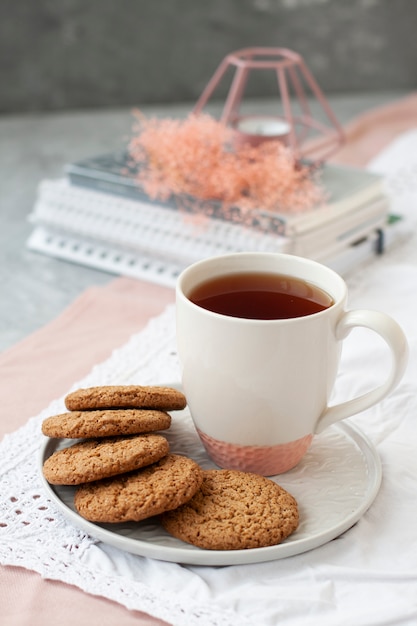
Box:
233, 116, 291, 147
237, 116, 291, 137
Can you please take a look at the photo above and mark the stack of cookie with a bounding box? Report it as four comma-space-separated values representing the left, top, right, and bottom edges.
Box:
42, 384, 299, 551
42, 385, 204, 522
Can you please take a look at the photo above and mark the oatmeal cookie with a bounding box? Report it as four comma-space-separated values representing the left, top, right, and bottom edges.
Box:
42, 433, 169, 485
65, 385, 186, 412
74, 453, 203, 523
161, 469, 299, 550
42, 408, 171, 439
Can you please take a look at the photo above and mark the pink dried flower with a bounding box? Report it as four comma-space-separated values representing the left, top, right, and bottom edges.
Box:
128, 112, 325, 222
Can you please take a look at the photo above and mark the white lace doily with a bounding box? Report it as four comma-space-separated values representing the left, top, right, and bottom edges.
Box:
2, 129, 417, 626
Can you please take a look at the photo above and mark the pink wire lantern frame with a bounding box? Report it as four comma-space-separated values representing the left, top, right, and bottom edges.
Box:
193, 47, 345, 164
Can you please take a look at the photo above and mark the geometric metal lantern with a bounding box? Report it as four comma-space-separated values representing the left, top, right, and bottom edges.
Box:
193, 47, 345, 165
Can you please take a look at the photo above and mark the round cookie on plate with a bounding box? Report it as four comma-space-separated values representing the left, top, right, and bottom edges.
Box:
65, 385, 187, 412
41, 408, 172, 439
161, 469, 299, 550
74, 453, 203, 523
42, 433, 169, 485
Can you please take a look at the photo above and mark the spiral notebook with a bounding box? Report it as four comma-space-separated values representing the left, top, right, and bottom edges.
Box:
27, 158, 391, 287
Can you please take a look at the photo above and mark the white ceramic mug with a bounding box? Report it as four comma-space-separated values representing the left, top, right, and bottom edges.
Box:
176, 252, 408, 475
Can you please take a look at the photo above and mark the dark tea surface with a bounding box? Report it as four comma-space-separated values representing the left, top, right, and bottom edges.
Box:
188, 272, 334, 319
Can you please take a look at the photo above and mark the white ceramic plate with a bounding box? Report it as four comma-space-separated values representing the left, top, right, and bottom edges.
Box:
39, 404, 381, 567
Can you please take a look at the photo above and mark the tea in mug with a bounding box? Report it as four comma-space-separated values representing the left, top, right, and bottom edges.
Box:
188, 271, 334, 320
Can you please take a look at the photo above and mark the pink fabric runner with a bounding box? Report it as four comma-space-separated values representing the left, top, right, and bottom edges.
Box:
331, 92, 417, 167
1, 92, 417, 625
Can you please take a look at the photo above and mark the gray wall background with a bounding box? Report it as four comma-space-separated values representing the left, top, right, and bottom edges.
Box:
1, 0, 417, 114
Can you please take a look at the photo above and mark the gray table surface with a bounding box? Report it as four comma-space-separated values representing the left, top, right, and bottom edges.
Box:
0, 91, 409, 353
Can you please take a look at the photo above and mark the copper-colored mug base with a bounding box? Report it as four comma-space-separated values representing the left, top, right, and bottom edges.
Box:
197, 429, 314, 476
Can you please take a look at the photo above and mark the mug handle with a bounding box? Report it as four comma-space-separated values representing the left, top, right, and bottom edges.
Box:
315, 309, 408, 434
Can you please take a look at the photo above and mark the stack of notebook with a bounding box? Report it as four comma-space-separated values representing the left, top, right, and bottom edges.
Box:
27, 150, 391, 287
